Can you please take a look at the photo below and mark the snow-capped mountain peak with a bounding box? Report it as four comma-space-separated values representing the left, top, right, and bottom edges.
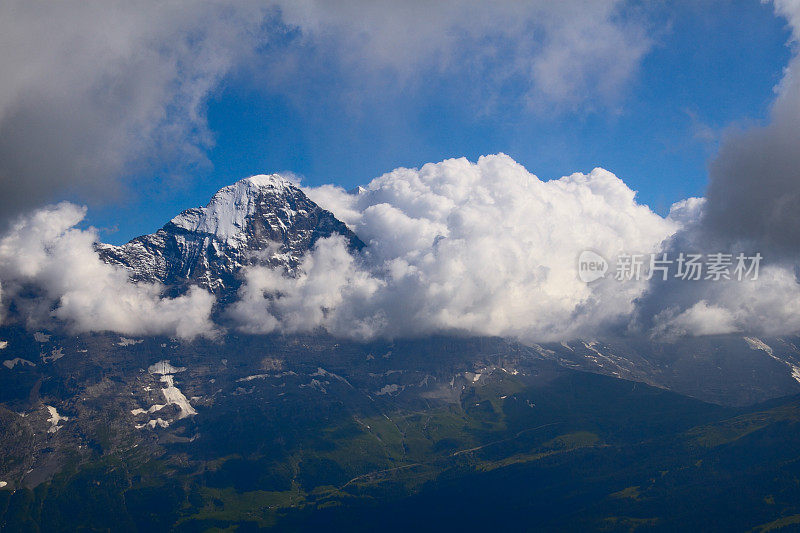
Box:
170, 174, 298, 243
97, 174, 363, 295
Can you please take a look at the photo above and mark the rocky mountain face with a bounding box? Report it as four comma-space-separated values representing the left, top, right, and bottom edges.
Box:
97, 174, 364, 297
4, 326, 800, 531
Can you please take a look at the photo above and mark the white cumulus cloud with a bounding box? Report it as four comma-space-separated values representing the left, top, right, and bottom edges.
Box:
0, 203, 216, 339
233, 154, 677, 342
240, 150, 800, 343
645, 266, 800, 341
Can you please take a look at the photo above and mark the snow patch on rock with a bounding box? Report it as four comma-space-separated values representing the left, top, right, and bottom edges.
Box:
118, 337, 143, 347
375, 384, 401, 396
744, 336, 774, 356
159, 374, 197, 418
148, 360, 186, 375
46, 405, 68, 433
41, 347, 64, 363
136, 418, 170, 429
745, 337, 800, 384
134, 360, 195, 429
3, 358, 35, 369
237, 374, 270, 382
464, 372, 482, 383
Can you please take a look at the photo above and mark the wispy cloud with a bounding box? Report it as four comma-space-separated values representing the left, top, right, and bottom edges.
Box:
272, 0, 650, 107
0, 1, 652, 227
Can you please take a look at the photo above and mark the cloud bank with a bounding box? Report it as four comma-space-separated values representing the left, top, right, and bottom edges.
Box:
238, 151, 800, 343
0, 204, 215, 339
632, 199, 800, 341
232, 154, 676, 342
3, 151, 800, 344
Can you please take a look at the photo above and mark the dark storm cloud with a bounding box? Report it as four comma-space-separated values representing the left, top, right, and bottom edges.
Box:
702, 0, 800, 260
704, 110, 800, 259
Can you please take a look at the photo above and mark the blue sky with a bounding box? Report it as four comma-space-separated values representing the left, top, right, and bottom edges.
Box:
73, 1, 791, 244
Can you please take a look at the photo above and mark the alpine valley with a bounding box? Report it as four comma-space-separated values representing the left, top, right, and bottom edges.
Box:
4, 176, 800, 531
